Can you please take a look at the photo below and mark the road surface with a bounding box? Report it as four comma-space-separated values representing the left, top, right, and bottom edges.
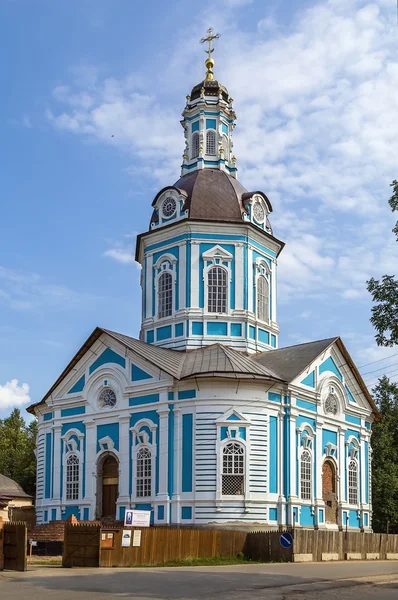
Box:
1, 561, 398, 599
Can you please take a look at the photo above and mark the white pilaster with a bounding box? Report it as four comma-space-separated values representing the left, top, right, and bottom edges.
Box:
338, 427, 346, 503
52, 425, 62, 502
172, 407, 182, 523
271, 259, 277, 322
235, 243, 244, 310
315, 420, 324, 500
179, 243, 186, 311
145, 253, 153, 319
191, 242, 200, 308
83, 420, 96, 508
289, 411, 298, 501
118, 416, 131, 504
247, 246, 253, 313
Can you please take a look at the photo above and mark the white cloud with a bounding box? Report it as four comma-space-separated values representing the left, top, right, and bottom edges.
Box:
45, 0, 398, 309
0, 380, 30, 409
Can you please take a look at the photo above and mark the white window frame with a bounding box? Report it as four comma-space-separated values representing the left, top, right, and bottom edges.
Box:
206, 129, 217, 156
297, 423, 315, 504
215, 409, 251, 504
136, 446, 153, 498
254, 258, 271, 322
257, 274, 270, 323
346, 437, 360, 506
61, 428, 85, 504
221, 442, 245, 496
153, 253, 177, 321
300, 448, 312, 502
207, 265, 228, 314
191, 131, 200, 159
65, 453, 80, 501
130, 419, 157, 503
202, 245, 233, 316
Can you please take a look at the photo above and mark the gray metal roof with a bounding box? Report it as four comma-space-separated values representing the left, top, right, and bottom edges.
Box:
103, 329, 184, 379
253, 337, 338, 382
180, 343, 282, 380
0, 474, 32, 499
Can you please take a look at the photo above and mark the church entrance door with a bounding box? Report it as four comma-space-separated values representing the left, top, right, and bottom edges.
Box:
101, 455, 119, 518
322, 459, 338, 524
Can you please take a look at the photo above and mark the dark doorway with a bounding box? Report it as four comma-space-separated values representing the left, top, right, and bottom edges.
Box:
322, 459, 338, 524
101, 455, 119, 518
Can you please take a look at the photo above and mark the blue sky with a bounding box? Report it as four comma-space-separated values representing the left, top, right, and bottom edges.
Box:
1, 0, 398, 420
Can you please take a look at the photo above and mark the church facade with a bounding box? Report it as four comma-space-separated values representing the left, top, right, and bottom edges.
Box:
28, 36, 377, 530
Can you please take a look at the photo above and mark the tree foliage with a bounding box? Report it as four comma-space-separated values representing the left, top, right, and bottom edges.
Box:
371, 376, 398, 532
367, 180, 398, 346
0, 409, 37, 497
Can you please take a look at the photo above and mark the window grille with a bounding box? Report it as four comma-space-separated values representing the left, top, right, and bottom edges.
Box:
208, 266, 227, 313
192, 132, 200, 159
158, 272, 173, 318
300, 449, 311, 501
66, 454, 79, 501
257, 275, 269, 322
136, 447, 152, 497
348, 459, 358, 504
206, 130, 217, 155
222, 442, 244, 495
98, 387, 117, 409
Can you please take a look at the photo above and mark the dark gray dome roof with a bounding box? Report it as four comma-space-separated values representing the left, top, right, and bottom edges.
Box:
190, 79, 229, 102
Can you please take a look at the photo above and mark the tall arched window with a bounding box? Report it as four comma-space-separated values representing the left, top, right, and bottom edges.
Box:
348, 460, 358, 504
208, 266, 227, 313
222, 442, 244, 495
158, 272, 173, 318
206, 130, 217, 155
136, 447, 152, 497
300, 449, 311, 501
192, 132, 200, 159
257, 275, 269, 322
66, 454, 79, 501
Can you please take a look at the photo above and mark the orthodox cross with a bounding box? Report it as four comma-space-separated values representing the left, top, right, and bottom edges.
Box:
200, 27, 221, 59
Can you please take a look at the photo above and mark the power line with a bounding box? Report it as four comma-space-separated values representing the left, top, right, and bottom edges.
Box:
364, 369, 398, 386
361, 361, 398, 377
358, 352, 398, 371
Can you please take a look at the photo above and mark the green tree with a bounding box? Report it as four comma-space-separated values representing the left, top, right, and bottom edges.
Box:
371, 376, 398, 532
367, 180, 398, 346
0, 409, 38, 496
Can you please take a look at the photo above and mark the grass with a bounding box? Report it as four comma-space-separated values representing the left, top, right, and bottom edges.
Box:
150, 555, 261, 568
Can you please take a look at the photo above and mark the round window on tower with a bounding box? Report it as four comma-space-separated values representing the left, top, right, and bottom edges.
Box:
98, 387, 117, 409
161, 196, 177, 219
253, 201, 265, 224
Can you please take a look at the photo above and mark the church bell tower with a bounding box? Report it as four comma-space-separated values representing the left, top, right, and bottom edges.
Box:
135, 29, 285, 353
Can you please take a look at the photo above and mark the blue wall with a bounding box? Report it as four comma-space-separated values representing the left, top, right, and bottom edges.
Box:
269, 416, 278, 493
182, 414, 193, 492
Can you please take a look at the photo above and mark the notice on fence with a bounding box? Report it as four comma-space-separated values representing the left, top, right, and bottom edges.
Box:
121, 530, 132, 548
132, 530, 142, 547
124, 510, 151, 528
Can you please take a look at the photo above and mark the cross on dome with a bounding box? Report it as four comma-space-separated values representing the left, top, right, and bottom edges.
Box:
200, 27, 221, 81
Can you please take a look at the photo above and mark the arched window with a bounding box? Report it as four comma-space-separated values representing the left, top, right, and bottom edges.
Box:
136, 447, 152, 497
348, 460, 358, 504
158, 272, 173, 318
66, 454, 79, 501
208, 266, 227, 313
257, 275, 269, 322
300, 449, 311, 501
192, 132, 200, 159
206, 130, 217, 155
222, 442, 244, 495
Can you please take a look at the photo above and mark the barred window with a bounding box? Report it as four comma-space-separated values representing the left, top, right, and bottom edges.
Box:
192, 132, 200, 159
158, 272, 173, 318
300, 449, 311, 501
136, 447, 152, 498
222, 442, 244, 495
348, 460, 358, 504
257, 275, 269, 322
208, 266, 227, 313
206, 130, 217, 155
66, 454, 79, 501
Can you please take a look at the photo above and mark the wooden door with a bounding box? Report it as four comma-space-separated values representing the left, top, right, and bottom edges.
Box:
322, 460, 338, 524
101, 456, 118, 518
3, 523, 27, 571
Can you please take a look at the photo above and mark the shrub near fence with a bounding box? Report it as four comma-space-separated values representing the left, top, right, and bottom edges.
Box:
100, 527, 247, 568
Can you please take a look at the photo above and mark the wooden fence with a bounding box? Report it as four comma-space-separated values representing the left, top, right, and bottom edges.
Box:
100, 527, 247, 567
63, 524, 100, 568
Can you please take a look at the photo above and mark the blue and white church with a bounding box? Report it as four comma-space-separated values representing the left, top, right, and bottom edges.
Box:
28, 32, 378, 531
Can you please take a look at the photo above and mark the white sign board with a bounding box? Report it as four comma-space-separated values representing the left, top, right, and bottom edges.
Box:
121, 530, 132, 547
132, 530, 142, 547
124, 510, 151, 528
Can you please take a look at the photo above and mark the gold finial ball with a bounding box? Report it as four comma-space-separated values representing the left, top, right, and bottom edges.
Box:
205, 57, 215, 69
